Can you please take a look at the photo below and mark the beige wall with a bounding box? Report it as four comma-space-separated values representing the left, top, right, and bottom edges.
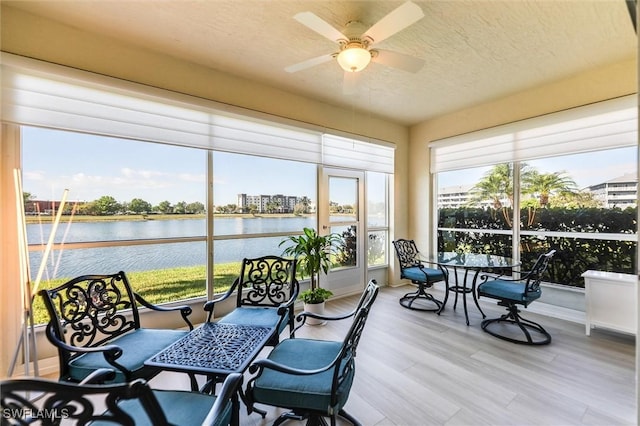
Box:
0, 125, 24, 377
408, 58, 637, 251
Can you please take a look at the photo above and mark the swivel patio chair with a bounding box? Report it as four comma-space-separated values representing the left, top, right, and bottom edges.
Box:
39, 271, 194, 384
245, 280, 379, 426
204, 255, 299, 346
477, 250, 556, 345
0, 369, 242, 426
393, 239, 449, 313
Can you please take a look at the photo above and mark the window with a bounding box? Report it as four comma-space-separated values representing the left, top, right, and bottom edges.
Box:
22, 126, 207, 325
437, 166, 513, 258
212, 151, 317, 281
432, 96, 637, 287
520, 149, 637, 285
6, 54, 394, 326
367, 171, 389, 266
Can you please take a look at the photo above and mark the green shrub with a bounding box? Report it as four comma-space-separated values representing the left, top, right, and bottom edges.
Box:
438, 207, 637, 287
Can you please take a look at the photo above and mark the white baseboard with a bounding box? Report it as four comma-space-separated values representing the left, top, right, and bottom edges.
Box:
9, 356, 59, 379
524, 302, 585, 324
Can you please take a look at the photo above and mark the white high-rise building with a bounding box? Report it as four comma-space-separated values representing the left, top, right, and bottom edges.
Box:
438, 185, 474, 208
587, 173, 637, 208
237, 193, 301, 213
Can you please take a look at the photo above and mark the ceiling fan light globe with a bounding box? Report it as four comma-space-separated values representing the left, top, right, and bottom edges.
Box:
337, 47, 371, 72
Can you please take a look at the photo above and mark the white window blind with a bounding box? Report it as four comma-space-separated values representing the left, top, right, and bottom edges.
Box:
430, 95, 637, 173
322, 134, 395, 173
2, 53, 394, 171
1, 53, 323, 164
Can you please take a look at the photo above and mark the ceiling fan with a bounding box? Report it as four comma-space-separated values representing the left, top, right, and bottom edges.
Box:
285, 1, 426, 78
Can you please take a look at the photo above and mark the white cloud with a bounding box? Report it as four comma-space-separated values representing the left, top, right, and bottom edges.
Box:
23, 170, 46, 181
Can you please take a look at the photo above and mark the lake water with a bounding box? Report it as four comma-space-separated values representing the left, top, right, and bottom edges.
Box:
27, 216, 315, 279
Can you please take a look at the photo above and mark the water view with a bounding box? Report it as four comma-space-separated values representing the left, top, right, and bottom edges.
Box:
27, 216, 316, 279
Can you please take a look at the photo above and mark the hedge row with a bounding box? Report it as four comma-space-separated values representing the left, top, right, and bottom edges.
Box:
438, 207, 637, 287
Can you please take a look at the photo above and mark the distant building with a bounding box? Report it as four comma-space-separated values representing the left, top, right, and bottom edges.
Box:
437, 185, 474, 208
438, 185, 498, 209
586, 173, 637, 208
237, 193, 301, 213
24, 199, 67, 215
438, 173, 638, 210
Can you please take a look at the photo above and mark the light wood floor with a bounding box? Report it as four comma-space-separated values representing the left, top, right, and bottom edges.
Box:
152, 285, 636, 425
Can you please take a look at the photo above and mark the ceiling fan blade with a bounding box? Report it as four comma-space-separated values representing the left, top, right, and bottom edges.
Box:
373, 49, 425, 73
294, 12, 347, 43
343, 71, 359, 95
285, 53, 334, 73
363, 1, 425, 45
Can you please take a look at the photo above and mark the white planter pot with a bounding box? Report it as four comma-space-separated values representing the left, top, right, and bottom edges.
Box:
304, 301, 327, 326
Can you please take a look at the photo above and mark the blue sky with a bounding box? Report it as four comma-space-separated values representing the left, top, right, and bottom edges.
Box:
23, 126, 635, 206
22, 126, 315, 206
438, 147, 637, 190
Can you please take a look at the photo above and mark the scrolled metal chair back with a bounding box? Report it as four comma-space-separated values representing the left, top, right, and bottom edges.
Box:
524, 250, 556, 294
0, 378, 167, 426
40, 272, 139, 352
331, 281, 379, 407
39, 272, 141, 380
237, 256, 298, 307
393, 239, 421, 269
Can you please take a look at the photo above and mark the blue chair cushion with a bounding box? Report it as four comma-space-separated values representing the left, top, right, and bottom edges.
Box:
252, 338, 353, 413
68, 328, 189, 383
402, 266, 444, 282
218, 306, 286, 334
92, 389, 230, 426
478, 279, 541, 304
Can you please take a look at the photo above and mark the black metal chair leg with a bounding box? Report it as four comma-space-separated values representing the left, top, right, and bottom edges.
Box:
452, 270, 461, 310
481, 305, 551, 345
338, 409, 362, 426
242, 386, 267, 417
438, 280, 449, 314
273, 411, 304, 426
399, 283, 443, 312
472, 289, 486, 318
471, 269, 486, 318
188, 373, 199, 392
477, 250, 555, 345
462, 285, 470, 325
515, 312, 551, 344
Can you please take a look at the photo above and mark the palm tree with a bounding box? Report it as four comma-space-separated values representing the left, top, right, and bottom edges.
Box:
265, 200, 280, 214
469, 163, 537, 227
469, 163, 515, 225
468, 172, 507, 210
524, 170, 577, 208
299, 196, 311, 212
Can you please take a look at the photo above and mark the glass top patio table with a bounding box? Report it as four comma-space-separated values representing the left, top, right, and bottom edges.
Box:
433, 252, 518, 325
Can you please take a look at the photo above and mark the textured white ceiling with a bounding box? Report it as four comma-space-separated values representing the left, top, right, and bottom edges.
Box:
5, 0, 637, 126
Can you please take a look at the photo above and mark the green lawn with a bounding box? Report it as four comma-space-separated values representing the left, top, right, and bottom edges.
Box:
30, 262, 241, 325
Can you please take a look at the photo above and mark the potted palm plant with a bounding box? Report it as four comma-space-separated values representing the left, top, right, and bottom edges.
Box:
280, 227, 341, 324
